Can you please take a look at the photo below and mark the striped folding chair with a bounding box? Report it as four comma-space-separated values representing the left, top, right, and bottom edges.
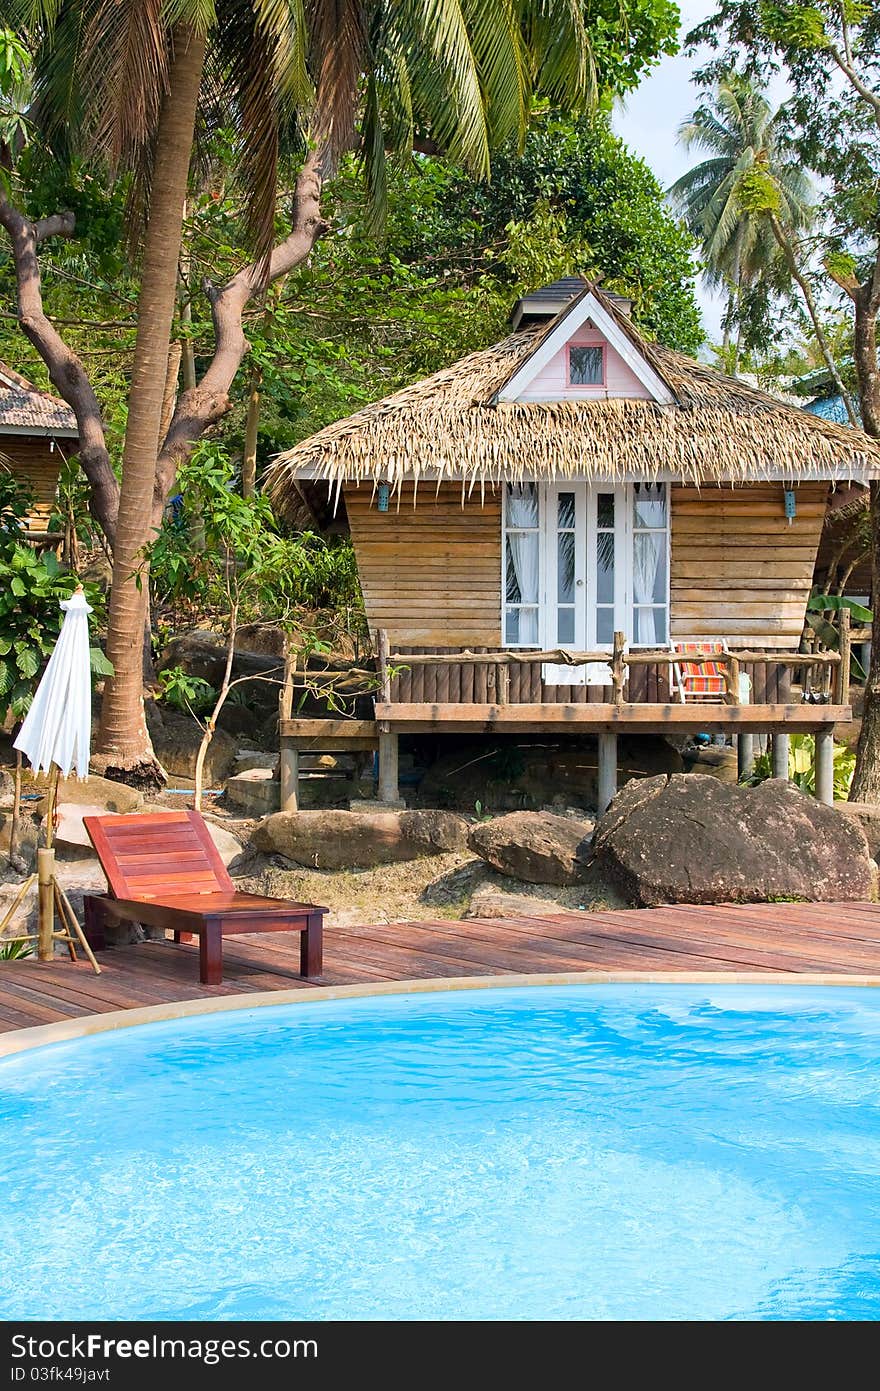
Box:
671, 640, 729, 703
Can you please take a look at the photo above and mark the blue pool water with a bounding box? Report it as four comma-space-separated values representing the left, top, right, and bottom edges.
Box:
2, 983, 880, 1321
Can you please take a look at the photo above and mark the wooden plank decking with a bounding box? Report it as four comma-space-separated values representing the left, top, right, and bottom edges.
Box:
1, 900, 880, 1033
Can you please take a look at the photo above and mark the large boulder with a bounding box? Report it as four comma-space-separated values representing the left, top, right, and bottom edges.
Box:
251, 808, 469, 869
467, 811, 593, 886
836, 801, 880, 861
591, 774, 872, 906
148, 708, 237, 785
33, 774, 142, 816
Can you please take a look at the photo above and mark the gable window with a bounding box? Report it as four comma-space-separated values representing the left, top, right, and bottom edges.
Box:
568, 345, 604, 386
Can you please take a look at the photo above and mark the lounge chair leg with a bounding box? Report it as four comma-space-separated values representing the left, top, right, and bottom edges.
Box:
200, 920, 223, 985
301, 912, 324, 978
83, 895, 107, 951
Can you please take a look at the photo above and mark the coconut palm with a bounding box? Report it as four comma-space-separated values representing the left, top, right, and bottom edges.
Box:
669, 71, 813, 364
4, 0, 595, 783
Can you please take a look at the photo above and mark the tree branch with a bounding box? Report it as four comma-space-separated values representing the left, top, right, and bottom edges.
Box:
827, 40, 880, 124
0, 193, 120, 544
151, 150, 329, 522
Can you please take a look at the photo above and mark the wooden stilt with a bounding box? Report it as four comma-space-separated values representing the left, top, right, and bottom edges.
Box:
55, 882, 101, 974
279, 744, 299, 811
53, 881, 78, 961
37, 848, 55, 961
772, 733, 790, 781
597, 731, 618, 815
737, 733, 755, 781
378, 729, 400, 805
8, 751, 22, 867
815, 728, 834, 805
0, 873, 36, 938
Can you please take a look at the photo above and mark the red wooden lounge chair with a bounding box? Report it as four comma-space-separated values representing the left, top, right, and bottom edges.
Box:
82, 810, 325, 985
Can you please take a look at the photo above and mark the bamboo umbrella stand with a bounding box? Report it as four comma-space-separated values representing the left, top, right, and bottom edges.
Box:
0, 762, 101, 974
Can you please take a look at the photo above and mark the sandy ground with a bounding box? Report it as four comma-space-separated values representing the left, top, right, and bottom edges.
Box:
235, 850, 625, 929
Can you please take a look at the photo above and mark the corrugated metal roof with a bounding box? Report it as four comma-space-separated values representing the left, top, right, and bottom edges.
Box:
0, 362, 78, 435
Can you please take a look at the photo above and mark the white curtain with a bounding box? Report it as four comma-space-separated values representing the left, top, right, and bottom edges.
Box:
633, 531, 663, 645
507, 487, 540, 643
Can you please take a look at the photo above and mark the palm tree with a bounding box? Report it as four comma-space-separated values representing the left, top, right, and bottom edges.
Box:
6, 0, 595, 784
669, 71, 813, 367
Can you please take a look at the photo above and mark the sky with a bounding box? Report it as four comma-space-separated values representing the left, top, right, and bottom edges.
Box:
612, 2, 794, 342
611, 1, 728, 340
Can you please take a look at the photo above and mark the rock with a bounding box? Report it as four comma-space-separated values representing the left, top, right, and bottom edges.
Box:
464, 887, 570, 919
836, 802, 880, 861
681, 744, 740, 783
202, 819, 243, 866
421, 858, 491, 908
233, 751, 280, 774
467, 811, 593, 886
0, 768, 14, 804
418, 736, 682, 813
157, 629, 228, 686
400, 809, 469, 853
226, 768, 280, 815
591, 774, 872, 906
35, 774, 142, 816
148, 708, 237, 785
252, 808, 470, 869
0, 856, 112, 948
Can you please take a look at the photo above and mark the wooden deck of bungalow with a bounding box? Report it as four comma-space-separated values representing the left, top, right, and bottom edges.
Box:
1, 900, 880, 1038
279, 629, 855, 813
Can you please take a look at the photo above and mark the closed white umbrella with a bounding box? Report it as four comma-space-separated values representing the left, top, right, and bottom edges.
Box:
14, 586, 92, 782
5, 585, 101, 973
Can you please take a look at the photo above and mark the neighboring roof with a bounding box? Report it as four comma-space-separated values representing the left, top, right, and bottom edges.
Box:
0, 362, 78, 436
804, 394, 856, 427
266, 286, 880, 516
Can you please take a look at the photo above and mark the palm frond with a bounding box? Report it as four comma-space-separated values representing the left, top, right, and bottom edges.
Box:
307, 0, 364, 165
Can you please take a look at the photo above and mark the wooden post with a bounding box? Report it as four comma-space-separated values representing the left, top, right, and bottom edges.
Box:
772, 733, 790, 781
496, 662, 510, 706
378, 729, 399, 805
597, 731, 617, 815
377, 628, 391, 702
37, 847, 55, 962
279, 744, 299, 812
612, 631, 626, 706
836, 607, 852, 706
815, 728, 835, 804
737, 733, 755, 780
278, 642, 298, 812
725, 653, 741, 705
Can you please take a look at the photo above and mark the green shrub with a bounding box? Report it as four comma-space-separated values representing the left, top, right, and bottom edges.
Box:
742, 734, 855, 800
157, 665, 217, 715
0, 471, 109, 723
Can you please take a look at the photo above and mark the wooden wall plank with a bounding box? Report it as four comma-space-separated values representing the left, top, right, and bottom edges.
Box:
346, 482, 502, 645
670, 482, 827, 649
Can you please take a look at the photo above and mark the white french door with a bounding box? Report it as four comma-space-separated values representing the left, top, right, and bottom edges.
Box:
503, 481, 669, 659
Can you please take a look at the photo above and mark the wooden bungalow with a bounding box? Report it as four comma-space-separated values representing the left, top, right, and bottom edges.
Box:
268, 278, 880, 811
0, 361, 78, 540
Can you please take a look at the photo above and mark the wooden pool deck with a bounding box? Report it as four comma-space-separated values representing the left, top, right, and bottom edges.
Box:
1, 900, 880, 1033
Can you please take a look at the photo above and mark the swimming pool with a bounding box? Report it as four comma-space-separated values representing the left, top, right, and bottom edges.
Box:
2, 982, 880, 1321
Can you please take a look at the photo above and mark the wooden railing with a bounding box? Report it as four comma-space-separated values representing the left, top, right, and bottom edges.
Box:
378, 627, 848, 708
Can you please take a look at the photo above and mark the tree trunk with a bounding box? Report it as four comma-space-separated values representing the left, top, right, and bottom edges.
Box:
94, 25, 206, 787
849, 292, 880, 801
241, 366, 262, 497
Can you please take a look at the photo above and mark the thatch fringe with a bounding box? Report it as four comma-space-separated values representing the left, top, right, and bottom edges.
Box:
266, 290, 880, 520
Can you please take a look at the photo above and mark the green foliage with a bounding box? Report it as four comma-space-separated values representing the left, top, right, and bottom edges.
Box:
157, 665, 217, 716
743, 734, 856, 798
0, 472, 107, 722
149, 441, 363, 623
0, 939, 34, 961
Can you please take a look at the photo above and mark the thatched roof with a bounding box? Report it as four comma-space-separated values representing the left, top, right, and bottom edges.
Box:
266, 287, 880, 517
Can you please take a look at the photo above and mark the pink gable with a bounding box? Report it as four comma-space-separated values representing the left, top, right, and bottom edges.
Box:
514, 324, 653, 402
